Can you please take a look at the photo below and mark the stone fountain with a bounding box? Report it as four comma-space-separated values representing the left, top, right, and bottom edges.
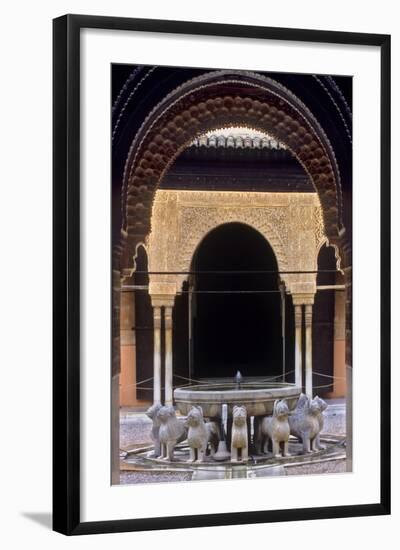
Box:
173, 373, 301, 419
173, 372, 301, 463
122, 374, 346, 480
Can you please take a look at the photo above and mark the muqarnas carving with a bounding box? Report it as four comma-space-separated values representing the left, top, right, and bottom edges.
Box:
145, 402, 162, 457
256, 399, 291, 458
185, 406, 220, 463
157, 405, 187, 461
289, 393, 327, 453
230, 405, 248, 462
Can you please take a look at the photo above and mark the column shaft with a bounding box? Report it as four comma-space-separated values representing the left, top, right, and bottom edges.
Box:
188, 285, 193, 382
294, 305, 303, 389
305, 304, 313, 397
332, 273, 346, 397
119, 290, 136, 406
153, 306, 162, 404
165, 306, 173, 406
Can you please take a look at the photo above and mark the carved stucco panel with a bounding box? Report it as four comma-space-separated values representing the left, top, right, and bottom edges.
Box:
147, 191, 180, 296
147, 190, 327, 300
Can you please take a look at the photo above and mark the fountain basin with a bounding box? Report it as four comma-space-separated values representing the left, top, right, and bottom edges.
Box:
174, 382, 301, 418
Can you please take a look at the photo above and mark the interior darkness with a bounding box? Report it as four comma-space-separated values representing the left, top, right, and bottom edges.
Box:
312, 245, 338, 393
133, 236, 336, 396
134, 246, 155, 401
189, 223, 282, 379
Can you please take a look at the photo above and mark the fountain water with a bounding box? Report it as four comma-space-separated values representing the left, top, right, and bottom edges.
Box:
235, 371, 243, 390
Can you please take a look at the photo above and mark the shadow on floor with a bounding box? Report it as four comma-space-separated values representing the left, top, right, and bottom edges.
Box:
22, 512, 52, 530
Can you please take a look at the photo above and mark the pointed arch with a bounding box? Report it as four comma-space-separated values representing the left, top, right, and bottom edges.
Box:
120, 70, 344, 269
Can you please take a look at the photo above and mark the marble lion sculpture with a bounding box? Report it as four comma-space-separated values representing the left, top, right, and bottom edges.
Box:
145, 402, 162, 457
230, 405, 248, 462
256, 399, 291, 458
289, 393, 327, 453
311, 395, 328, 450
157, 405, 187, 461
185, 406, 220, 463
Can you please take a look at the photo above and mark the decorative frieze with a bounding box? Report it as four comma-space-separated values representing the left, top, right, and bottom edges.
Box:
147, 189, 327, 299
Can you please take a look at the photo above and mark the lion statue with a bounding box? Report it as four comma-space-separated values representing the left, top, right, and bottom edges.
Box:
256, 399, 291, 458
145, 402, 162, 457
289, 393, 326, 453
157, 405, 187, 461
230, 405, 248, 462
185, 406, 220, 463
311, 395, 328, 450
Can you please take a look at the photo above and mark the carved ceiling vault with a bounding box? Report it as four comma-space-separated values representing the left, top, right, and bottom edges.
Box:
120, 70, 344, 272
146, 190, 328, 302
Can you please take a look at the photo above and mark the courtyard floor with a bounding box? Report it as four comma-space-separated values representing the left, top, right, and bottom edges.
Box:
119, 398, 347, 484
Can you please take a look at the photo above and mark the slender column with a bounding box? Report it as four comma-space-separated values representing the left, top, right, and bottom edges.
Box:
153, 306, 162, 404
305, 304, 313, 397
331, 279, 346, 397
165, 306, 173, 406
188, 284, 193, 382
294, 305, 303, 389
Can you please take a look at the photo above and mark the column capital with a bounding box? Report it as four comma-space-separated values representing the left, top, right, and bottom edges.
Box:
151, 294, 175, 308
164, 306, 173, 329
153, 305, 162, 328
149, 277, 177, 308
304, 303, 313, 327
149, 281, 177, 298
294, 304, 302, 327
292, 292, 315, 306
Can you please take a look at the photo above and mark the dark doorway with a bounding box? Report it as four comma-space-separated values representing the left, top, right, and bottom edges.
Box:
190, 223, 282, 379
313, 244, 337, 393
134, 246, 154, 401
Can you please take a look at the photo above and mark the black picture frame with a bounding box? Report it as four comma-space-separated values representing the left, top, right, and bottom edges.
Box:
53, 14, 391, 535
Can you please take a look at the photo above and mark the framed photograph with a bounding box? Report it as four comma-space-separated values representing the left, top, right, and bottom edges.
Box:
53, 14, 391, 535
